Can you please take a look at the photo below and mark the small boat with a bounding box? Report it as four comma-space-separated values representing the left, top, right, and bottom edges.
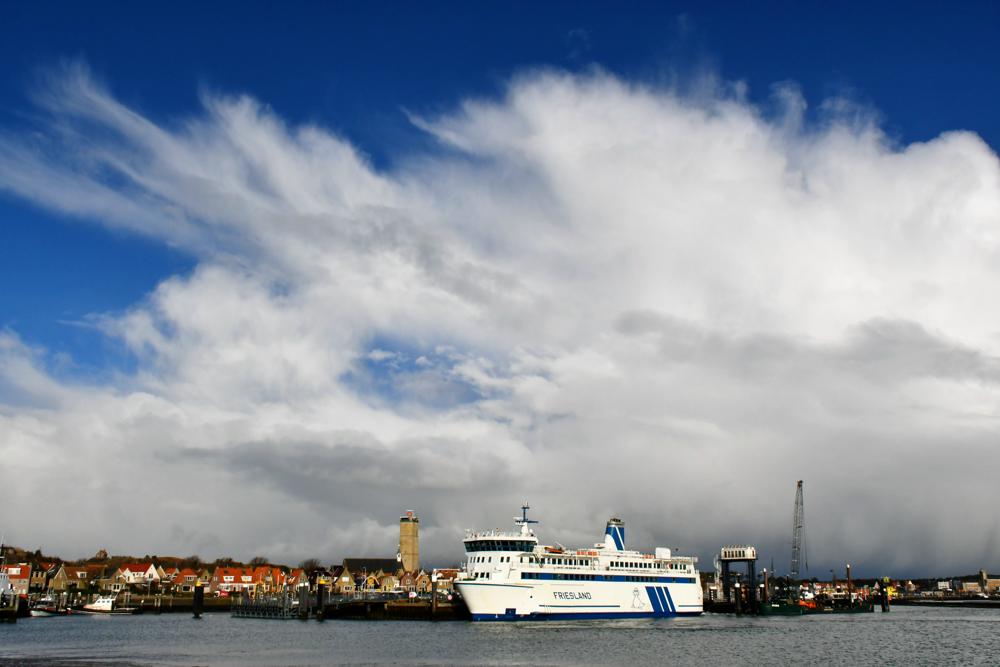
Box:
759, 598, 804, 615
30, 597, 69, 617
75, 594, 140, 615
800, 594, 875, 614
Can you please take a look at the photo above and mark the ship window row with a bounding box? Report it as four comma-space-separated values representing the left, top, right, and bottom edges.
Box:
465, 540, 535, 552
521, 573, 696, 583
515, 555, 595, 567
610, 561, 656, 569
473, 572, 491, 580
543, 557, 592, 567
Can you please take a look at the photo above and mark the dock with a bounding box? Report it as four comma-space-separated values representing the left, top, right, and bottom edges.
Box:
231, 592, 299, 619
323, 597, 469, 621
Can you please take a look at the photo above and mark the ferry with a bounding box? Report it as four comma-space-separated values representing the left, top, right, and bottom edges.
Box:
455, 506, 702, 621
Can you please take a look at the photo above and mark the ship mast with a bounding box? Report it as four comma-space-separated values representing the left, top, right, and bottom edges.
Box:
514, 503, 539, 536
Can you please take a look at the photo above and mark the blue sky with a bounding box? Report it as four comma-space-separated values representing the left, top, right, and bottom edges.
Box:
2, 2, 1000, 573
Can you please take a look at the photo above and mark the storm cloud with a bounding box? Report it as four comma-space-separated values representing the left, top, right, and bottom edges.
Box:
1, 65, 999, 576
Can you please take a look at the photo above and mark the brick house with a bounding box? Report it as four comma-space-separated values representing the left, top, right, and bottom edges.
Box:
415, 570, 432, 594
251, 566, 287, 594
398, 571, 416, 592
378, 572, 399, 592
286, 568, 308, 589
431, 568, 459, 593
210, 567, 254, 595
173, 568, 200, 594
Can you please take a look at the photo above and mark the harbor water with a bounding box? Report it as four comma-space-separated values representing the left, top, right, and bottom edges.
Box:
2, 606, 999, 666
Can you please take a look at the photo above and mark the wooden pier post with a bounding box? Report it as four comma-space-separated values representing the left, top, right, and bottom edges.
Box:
315, 581, 326, 622
298, 583, 310, 620
431, 575, 438, 620
192, 583, 204, 619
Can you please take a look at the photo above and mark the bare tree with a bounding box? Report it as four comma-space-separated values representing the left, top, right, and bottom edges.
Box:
299, 558, 322, 572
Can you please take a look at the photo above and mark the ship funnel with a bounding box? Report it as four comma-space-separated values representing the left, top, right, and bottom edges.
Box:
604, 518, 625, 551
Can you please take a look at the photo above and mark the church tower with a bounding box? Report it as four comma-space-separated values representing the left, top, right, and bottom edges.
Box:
399, 510, 420, 573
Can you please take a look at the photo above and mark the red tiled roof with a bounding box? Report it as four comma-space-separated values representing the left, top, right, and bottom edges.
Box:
1, 564, 31, 580
121, 563, 154, 574
213, 567, 249, 579
251, 566, 286, 583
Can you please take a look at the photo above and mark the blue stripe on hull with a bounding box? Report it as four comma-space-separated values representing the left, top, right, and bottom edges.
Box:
645, 586, 662, 613
471, 610, 703, 621
663, 587, 676, 613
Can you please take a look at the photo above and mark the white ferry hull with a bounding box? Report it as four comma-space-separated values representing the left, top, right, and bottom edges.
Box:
457, 578, 702, 621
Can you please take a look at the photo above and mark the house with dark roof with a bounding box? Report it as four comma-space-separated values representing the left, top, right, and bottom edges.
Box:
30, 562, 56, 591
49, 565, 105, 592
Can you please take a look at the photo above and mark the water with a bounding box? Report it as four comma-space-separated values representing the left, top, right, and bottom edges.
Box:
2, 607, 999, 666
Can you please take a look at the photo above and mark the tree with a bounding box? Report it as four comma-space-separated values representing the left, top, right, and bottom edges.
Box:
249, 556, 269, 567
299, 558, 322, 572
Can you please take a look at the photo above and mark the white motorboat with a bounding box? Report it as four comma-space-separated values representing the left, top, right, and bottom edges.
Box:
77, 594, 139, 615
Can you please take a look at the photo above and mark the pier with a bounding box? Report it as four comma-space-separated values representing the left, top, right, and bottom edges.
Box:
231, 591, 299, 619
322, 595, 469, 621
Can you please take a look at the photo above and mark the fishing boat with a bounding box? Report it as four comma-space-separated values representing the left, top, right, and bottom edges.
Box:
455, 505, 703, 621
800, 594, 874, 614
75, 594, 140, 615
759, 597, 804, 615
29, 597, 68, 617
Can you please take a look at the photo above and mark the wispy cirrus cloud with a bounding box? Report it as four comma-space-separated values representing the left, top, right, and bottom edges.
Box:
1, 63, 999, 574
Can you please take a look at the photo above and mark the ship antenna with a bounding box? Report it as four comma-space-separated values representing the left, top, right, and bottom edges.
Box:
515, 503, 539, 525
514, 503, 539, 536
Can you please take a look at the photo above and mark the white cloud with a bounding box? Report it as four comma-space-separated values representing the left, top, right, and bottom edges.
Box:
1, 65, 999, 575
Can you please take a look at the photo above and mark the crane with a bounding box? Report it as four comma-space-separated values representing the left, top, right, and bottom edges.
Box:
790, 480, 807, 579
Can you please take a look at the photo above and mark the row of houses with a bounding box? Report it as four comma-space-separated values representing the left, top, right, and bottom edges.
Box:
700, 569, 1000, 603
1, 560, 459, 598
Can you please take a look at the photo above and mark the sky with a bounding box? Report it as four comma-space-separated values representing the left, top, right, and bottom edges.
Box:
1, 1, 999, 578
